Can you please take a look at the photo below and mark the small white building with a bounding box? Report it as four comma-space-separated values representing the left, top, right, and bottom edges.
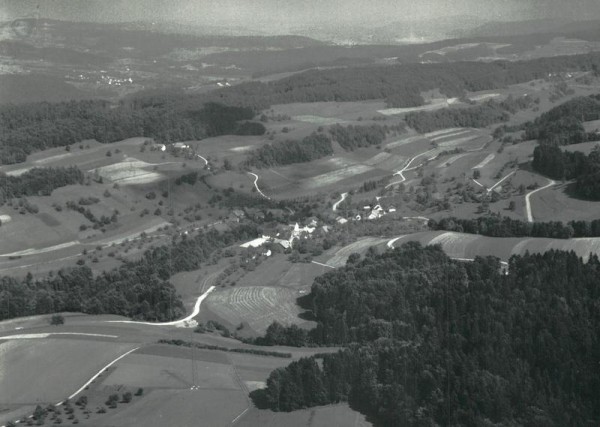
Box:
173, 142, 189, 150
336, 216, 348, 224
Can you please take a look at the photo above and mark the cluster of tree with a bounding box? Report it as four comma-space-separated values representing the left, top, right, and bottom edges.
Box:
523, 95, 600, 145
0, 166, 83, 204
404, 100, 513, 133
328, 123, 404, 151
532, 145, 600, 199
246, 133, 333, 167
0, 224, 260, 322
174, 171, 199, 186
429, 215, 600, 238
251, 321, 309, 347
252, 243, 599, 425
0, 99, 261, 164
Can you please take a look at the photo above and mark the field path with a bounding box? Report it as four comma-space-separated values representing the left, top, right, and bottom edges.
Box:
61, 347, 140, 403
105, 286, 216, 327
385, 148, 437, 188
195, 153, 208, 165
525, 178, 556, 222
248, 172, 270, 199
488, 170, 516, 192
332, 192, 348, 211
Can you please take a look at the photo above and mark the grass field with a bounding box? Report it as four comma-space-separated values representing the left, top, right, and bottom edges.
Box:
204, 286, 306, 334
388, 231, 600, 262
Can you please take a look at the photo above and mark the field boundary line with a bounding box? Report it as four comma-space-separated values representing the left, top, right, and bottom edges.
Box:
56, 346, 140, 405
311, 261, 336, 269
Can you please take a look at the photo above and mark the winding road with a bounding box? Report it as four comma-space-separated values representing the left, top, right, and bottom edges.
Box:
385, 148, 438, 188
332, 192, 348, 211
248, 172, 270, 200
525, 178, 555, 222
105, 285, 216, 327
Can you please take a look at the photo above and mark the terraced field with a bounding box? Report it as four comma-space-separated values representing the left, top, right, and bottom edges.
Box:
204, 286, 305, 333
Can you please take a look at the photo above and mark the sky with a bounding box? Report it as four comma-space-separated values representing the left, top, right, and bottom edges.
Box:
1, 0, 599, 29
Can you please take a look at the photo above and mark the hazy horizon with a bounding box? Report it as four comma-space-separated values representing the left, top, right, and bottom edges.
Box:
1, 0, 600, 31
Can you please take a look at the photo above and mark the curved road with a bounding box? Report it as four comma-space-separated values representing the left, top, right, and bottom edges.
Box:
105, 285, 216, 327
332, 192, 348, 211
385, 148, 437, 188
525, 178, 555, 222
248, 172, 270, 200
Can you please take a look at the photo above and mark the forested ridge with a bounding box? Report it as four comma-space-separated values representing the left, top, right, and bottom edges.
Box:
405, 95, 535, 133
429, 215, 600, 238
0, 100, 263, 164
328, 123, 405, 151
216, 51, 600, 108
0, 224, 259, 321
0, 166, 84, 204
252, 243, 600, 426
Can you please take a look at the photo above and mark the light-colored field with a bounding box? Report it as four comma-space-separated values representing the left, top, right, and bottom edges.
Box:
205, 286, 304, 333
94, 158, 165, 185
388, 231, 600, 262
326, 237, 389, 267
472, 153, 495, 169
304, 164, 374, 189
562, 141, 600, 155
293, 115, 348, 125
526, 182, 600, 222
378, 98, 459, 116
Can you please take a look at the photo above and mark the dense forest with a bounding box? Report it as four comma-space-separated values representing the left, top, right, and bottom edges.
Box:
428, 215, 600, 238
0, 166, 83, 204
252, 243, 600, 426
532, 144, 600, 199
328, 123, 404, 151
0, 224, 259, 321
0, 100, 262, 164
524, 95, 600, 145
214, 51, 600, 108
404, 95, 535, 133
245, 133, 333, 167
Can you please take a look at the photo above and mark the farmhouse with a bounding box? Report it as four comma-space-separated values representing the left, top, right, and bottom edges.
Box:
336, 216, 348, 224
173, 142, 189, 150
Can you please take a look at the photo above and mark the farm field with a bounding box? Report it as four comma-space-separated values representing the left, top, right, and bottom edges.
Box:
387, 231, 600, 262
204, 286, 307, 334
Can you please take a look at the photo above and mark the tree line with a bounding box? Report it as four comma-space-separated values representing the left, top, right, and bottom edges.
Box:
0, 224, 260, 322
428, 215, 600, 238
532, 144, 600, 199
0, 166, 83, 204
328, 123, 404, 151
212, 51, 600, 108
251, 243, 600, 426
